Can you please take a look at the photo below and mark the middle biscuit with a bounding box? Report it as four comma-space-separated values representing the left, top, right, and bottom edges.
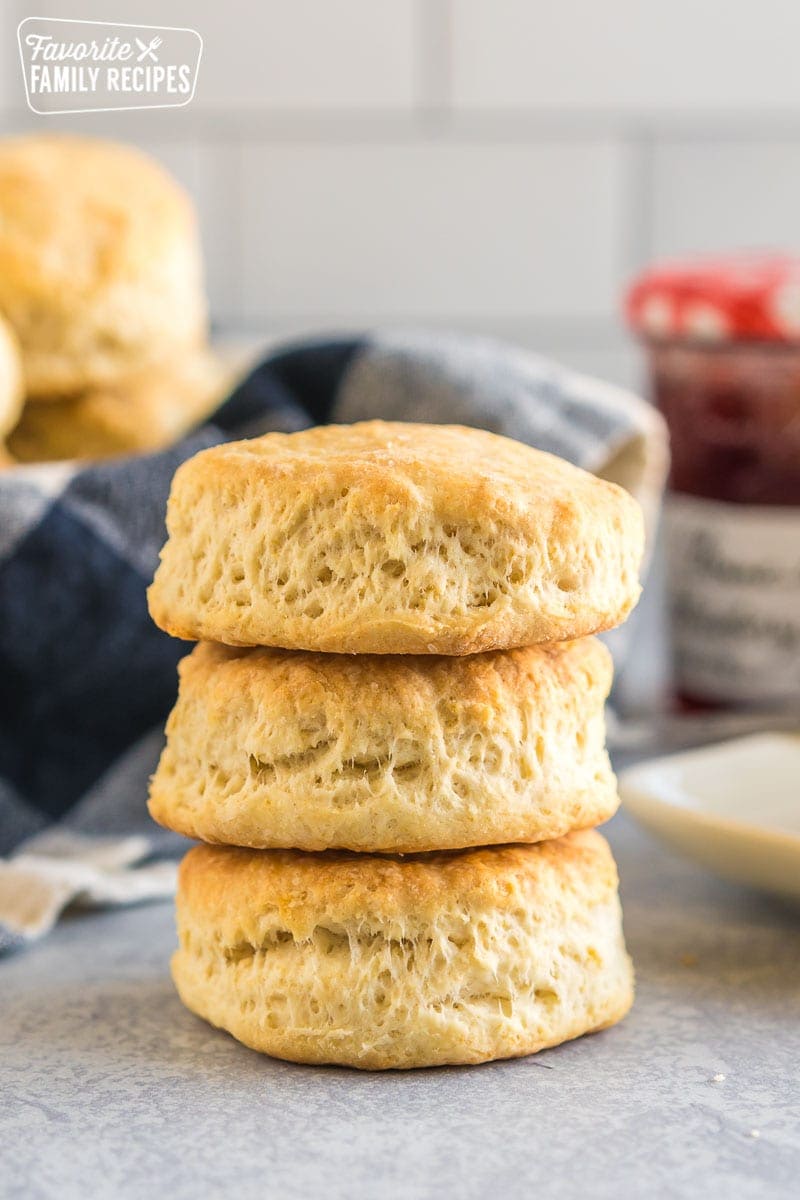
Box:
150, 636, 616, 853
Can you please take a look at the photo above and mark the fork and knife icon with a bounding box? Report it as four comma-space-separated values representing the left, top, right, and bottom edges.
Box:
135, 35, 162, 63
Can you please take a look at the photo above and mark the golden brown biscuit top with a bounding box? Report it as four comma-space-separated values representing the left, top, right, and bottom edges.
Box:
0, 134, 196, 301
173, 419, 643, 534
183, 636, 612, 716
179, 831, 617, 932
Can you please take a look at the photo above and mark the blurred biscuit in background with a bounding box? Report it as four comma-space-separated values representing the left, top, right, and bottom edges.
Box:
0, 134, 207, 398
8, 349, 230, 464
0, 315, 23, 460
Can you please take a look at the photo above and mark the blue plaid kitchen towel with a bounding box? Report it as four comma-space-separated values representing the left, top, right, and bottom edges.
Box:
0, 330, 667, 951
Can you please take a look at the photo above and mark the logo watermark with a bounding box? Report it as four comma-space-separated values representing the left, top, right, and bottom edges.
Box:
18, 17, 202, 114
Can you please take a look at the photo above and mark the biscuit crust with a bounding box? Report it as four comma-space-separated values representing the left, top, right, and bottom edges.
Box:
8, 350, 229, 463
150, 637, 617, 852
0, 134, 206, 396
148, 421, 644, 654
173, 832, 634, 1069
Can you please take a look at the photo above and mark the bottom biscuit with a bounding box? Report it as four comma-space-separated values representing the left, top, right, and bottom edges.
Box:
172, 831, 633, 1069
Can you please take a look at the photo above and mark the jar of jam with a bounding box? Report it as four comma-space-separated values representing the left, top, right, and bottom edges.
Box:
626, 255, 800, 708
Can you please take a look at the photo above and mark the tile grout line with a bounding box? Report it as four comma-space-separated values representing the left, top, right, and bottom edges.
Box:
633, 131, 657, 271
7, 103, 800, 145
413, 0, 452, 130
224, 314, 632, 344
620, 129, 657, 280
214, 133, 246, 328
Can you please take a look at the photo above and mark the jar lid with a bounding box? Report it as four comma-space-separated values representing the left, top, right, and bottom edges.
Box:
626, 253, 800, 343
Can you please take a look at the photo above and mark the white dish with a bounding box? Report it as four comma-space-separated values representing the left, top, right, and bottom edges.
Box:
619, 733, 800, 901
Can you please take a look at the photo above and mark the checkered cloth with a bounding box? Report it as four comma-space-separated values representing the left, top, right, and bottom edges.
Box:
0, 330, 667, 951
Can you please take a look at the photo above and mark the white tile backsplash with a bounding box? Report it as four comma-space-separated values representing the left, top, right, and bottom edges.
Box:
652, 139, 800, 258
0, 10, 22, 118
3, 0, 800, 390
240, 140, 627, 321
450, 0, 800, 113
137, 140, 242, 325
197, 0, 419, 111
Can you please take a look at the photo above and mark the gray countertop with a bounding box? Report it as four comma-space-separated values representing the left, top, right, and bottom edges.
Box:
3, 813, 799, 1200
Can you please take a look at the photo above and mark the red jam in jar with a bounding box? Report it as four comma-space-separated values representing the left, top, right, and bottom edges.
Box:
627, 255, 800, 708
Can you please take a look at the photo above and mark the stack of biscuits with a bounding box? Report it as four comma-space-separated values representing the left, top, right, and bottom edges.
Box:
0, 133, 227, 465
147, 420, 644, 1070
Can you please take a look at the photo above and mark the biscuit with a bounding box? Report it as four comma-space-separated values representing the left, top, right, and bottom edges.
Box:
0, 134, 206, 396
172, 832, 633, 1069
150, 637, 616, 852
148, 421, 644, 654
0, 315, 23, 441
8, 350, 229, 464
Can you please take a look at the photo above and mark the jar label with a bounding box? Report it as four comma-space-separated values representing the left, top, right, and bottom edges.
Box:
666, 494, 800, 703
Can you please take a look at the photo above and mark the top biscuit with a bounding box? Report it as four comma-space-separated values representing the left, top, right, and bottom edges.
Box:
148, 420, 644, 654
0, 134, 206, 397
